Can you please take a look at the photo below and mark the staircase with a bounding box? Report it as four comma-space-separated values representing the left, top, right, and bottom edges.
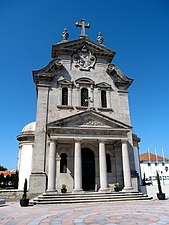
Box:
32, 191, 152, 205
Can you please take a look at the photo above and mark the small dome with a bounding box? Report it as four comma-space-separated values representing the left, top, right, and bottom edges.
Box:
21, 122, 36, 133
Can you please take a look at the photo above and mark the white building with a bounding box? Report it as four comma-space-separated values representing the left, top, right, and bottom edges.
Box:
140, 152, 169, 185
17, 20, 141, 194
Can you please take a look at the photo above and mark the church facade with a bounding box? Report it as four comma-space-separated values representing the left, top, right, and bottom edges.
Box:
17, 20, 141, 194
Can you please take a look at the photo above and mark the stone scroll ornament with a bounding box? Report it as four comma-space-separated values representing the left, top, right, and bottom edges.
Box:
72, 46, 96, 71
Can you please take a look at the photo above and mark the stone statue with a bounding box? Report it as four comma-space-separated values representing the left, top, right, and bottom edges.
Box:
62, 28, 69, 41
97, 32, 104, 45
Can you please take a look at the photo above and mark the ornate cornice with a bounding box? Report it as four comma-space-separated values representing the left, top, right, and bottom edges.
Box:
33, 59, 63, 83
52, 39, 116, 63
106, 64, 134, 90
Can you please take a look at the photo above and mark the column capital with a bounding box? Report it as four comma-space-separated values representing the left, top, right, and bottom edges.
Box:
121, 140, 128, 144
49, 138, 58, 142
99, 139, 107, 143
49, 139, 57, 147
74, 138, 83, 143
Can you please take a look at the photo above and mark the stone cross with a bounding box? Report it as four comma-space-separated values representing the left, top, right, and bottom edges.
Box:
75, 19, 90, 38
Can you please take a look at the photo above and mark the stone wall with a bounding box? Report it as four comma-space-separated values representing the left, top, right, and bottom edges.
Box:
141, 184, 169, 199
0, 190, 23, 201
0, 190, 39, 202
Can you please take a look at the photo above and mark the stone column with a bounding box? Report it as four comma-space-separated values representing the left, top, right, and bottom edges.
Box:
99, 140, 109, 192
74, 139, 83, 192
90, 85, 94, 108
107, 88, 111, 108
122, 140, 133, 191
133, 146, 142, 186
59, 85, 62, 105
97, 89, 101, 108
47, 140, 57, 192
68, 86, 72, 106
76, 84, 80, 106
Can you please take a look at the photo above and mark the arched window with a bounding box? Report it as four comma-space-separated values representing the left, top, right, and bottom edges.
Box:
106, 153, 111, 173
81, 88, 88, 107
62, 88, 68, 105
101, 90, 107, 108
60, 153, 67, 173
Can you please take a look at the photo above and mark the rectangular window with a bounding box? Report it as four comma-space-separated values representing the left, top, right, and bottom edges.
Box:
62, 87, 68, 105
101, 90, 107, 108
81, 88, 88, 107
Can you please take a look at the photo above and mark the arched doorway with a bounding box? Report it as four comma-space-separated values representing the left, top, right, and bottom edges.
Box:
82, 148, 95, 191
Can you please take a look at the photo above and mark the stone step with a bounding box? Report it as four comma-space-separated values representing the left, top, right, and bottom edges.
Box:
42, 191, 143, 197
32, 192, 152, 205
0, 199, 6, 206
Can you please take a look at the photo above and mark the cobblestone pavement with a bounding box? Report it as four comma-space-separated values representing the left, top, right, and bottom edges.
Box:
0, 200, 169, 224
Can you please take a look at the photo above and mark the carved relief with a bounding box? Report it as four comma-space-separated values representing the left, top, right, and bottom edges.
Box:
83, 120, 105, 126
72, 46, 96, 71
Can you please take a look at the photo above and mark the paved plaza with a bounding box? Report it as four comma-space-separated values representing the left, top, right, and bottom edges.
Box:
0, 200, 169, 224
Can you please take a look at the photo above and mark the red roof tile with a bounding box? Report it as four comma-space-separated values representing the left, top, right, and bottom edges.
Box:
0, 171, 16, 177
140, 152, 169, 161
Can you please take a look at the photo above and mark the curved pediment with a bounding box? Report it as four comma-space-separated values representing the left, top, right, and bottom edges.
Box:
75, 77, 94, 85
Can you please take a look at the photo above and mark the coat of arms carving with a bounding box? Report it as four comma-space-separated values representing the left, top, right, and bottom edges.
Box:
72, 46, 96, 71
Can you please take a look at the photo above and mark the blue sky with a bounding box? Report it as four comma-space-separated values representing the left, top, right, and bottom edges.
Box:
0, 0, 169, 170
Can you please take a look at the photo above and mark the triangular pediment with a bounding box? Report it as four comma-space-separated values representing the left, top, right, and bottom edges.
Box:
52, 39, 116, 62
58, 79, 73, 85
96, 82, 111, 88
47, 110, 131, 130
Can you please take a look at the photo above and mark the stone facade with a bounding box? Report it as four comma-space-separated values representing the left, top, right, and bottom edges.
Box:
17, 20, 141, 194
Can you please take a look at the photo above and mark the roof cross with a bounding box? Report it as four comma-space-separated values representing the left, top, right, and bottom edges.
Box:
75, 19, 90, 39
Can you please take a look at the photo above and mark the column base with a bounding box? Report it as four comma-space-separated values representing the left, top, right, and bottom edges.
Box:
29, 173, 47, 194
98, 188, 110, 193
46, 189, 57, 193
73, 189, 84, 194
44, 191, 58, 195
122, 187, 133, 192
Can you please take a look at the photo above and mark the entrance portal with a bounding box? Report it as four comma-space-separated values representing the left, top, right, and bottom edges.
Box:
82, 148, 95, 191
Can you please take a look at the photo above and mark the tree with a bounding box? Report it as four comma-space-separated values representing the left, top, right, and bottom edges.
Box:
0, 173, 4, 186
5, 175, 10, 186
0, 165, 7, 171
10, 171, 18, 189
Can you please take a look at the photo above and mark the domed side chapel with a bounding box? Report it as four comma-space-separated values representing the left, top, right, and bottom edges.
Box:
17, 20, 141, 194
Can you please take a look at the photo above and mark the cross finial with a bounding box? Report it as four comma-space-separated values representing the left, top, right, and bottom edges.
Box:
75, 19, 90, 39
